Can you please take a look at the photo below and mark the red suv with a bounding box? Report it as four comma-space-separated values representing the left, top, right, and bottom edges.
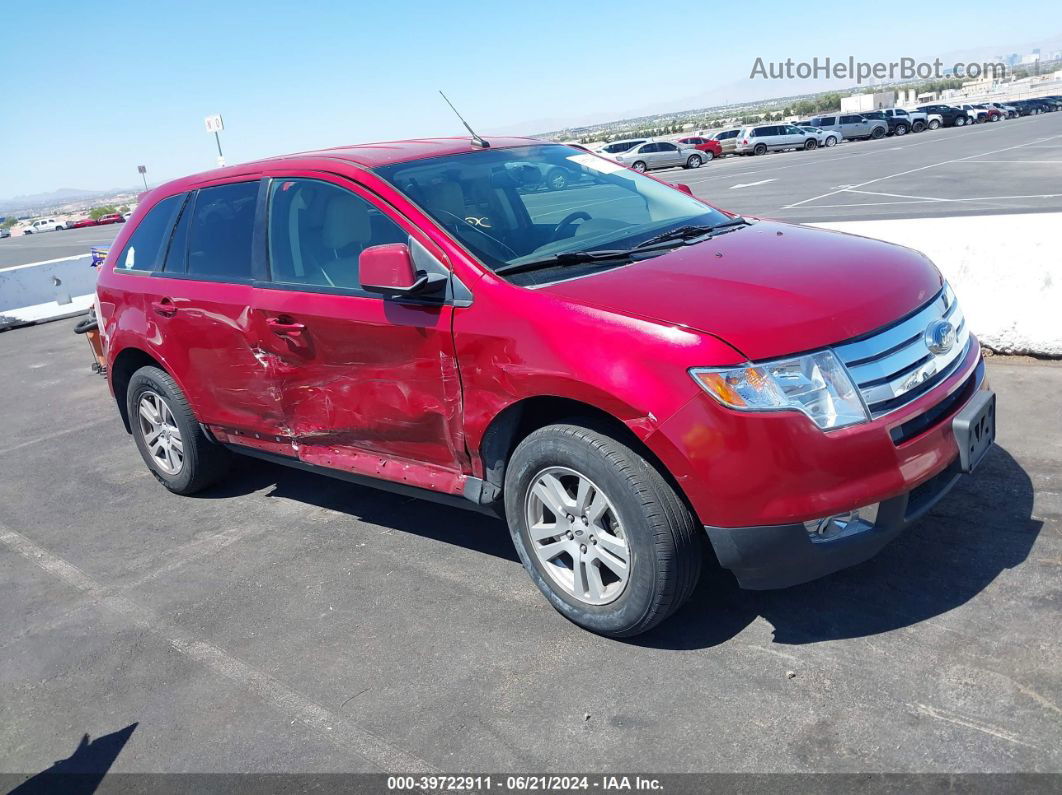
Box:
96, 137, 995, 637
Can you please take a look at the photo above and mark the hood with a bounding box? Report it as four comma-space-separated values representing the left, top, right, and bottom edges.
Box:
540, 220, 942, 361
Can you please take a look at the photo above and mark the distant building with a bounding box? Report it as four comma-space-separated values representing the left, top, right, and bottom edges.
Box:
840, 91, 896, 112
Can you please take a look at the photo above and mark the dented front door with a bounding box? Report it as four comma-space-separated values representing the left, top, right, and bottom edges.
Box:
250, 174, 468, 478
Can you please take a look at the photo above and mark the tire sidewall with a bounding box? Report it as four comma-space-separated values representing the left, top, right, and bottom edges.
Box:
504, 431, 661, 635
687, 155, 701, 168
127, 368, 199, 492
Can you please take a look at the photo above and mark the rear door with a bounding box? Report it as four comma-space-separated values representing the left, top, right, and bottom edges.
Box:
250, 173, 467, 474
130, 179, 289, 438
840, 114, 866, 137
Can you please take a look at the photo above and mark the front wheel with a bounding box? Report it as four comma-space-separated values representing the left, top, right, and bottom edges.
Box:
685, 155, 702, 169
803, 138, 817, 150
871, 127, 885, 139
504, 423, 702, 637
702, 150, 714, 161
929, 119, 941, 130
824, 135, 838, 147
127, 366, 230, 495
912, 121, 925, 132
894, 123, 908, 136
955, 116, 966, 126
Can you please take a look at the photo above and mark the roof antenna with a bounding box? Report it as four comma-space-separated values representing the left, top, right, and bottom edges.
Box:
439, 90, 490, 148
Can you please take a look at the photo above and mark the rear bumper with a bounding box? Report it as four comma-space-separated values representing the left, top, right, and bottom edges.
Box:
705, 460, 962, 589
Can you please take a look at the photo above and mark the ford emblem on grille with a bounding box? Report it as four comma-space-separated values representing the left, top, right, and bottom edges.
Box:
924, 320, 956, 355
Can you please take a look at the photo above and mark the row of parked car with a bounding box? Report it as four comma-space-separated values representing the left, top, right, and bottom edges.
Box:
16, 212, 128, 235
591, 95, 1062, 172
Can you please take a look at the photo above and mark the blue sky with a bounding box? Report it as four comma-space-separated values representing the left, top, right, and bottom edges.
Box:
1, 0, 1059, 198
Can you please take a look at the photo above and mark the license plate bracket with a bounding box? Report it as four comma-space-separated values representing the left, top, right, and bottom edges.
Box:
953, 390, 996, 473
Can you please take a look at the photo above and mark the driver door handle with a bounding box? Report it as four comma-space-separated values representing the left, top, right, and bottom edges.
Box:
151, 298, 177, 317
266, 317, 306, 336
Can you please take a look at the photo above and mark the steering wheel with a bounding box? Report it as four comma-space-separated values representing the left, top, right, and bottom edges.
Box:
550, 211, 591, 242
433, 209, 518, 259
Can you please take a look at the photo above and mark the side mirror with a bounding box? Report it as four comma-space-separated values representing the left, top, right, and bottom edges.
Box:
674, 183, 694, 197
359, 244, 446, 298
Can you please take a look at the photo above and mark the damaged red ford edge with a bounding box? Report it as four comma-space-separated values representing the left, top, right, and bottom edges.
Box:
95, 137, 995, 636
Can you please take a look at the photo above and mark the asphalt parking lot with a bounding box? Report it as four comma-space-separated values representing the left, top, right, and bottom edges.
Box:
666, 111, 1062, 222
2, 316, 1060, 775
0, 226, 118, 270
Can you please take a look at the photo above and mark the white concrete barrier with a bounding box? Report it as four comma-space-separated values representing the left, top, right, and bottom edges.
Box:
0, 256, 98, 328
808, 213, 1062, 357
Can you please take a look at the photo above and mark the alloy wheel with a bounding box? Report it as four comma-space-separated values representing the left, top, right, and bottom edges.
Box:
137, 391, 184, 475
524, 466, 630, 605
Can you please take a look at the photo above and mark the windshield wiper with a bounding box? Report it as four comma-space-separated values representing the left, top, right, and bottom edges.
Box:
494, 249, 632, 276
634, 217, 750, 250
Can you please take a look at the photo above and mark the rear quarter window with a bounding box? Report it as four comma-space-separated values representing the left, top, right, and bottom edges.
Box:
117, 194, 184, 272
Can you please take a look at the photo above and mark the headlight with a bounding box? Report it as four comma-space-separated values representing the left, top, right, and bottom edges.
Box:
690, 350, 868, 430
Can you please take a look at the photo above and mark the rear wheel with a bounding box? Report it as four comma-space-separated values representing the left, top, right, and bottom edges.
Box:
894, 123, 908, 136
928, 119, 941, 130
955, 116, 966, 126
685, 154, 702, 169
871, 126, 885, 139
632, 161, 647, 173
702, 150, 714, 161
504, 423, 702, 637
804, 138, 817, 150
912, 120, 925, 133
127, 366, 230, 495
545, 168, 568, 190
753, 143, 767, 156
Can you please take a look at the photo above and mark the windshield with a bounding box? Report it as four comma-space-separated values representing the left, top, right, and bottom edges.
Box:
373, 144, 733, 284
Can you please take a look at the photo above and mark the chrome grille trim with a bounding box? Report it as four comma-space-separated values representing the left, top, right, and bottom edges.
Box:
833, 285, 971, 418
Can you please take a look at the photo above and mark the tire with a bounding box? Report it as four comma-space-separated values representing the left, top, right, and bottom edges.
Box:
685, 154, 702, 169
871, 126, 885, 139
702, 150, 714, 161
753, 143, 767, 156
504, 423, 702, 638
545, 168, 568, 191
955, 116, 966, 127
894, 123, 908, 136
632, 161, 647, 173
127, 365, 230, 495
929, 119, 941, 130
804, 138, 817, 150
912, 121, 925, 133
824, 135, 838, 147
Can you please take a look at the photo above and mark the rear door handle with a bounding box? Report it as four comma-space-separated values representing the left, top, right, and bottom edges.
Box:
151, 298, 177, 317
266, 317, 306, 336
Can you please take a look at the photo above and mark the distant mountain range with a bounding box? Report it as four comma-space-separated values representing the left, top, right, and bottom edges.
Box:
0, 187, 141, 213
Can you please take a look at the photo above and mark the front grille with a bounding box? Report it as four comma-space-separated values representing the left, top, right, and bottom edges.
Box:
833, 285, 971, 418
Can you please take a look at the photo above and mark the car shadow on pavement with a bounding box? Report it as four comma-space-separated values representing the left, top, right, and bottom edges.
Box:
636, 444, 1042, 650
197, 456, 519, 563
193, 445, 1038, 651
9, 723, 137, 795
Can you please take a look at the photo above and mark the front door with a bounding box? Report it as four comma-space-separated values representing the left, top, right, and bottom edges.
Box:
251, 174, 467, 476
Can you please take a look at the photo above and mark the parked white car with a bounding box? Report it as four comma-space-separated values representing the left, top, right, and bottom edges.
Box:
25, 218, 67, 234
795, 125, 840, 148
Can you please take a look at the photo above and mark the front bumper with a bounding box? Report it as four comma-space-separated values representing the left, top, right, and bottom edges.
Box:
705, 459, 962, 589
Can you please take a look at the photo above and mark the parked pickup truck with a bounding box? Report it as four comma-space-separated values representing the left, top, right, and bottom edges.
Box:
806, 113, 888, 140
95, 137, 996, 637
916, 104, 973, 127
879, 107, 929, 133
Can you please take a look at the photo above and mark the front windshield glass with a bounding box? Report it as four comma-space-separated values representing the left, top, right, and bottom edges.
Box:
373, 144, 733, 283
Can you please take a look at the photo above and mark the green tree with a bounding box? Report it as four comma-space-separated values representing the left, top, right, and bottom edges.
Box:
89, 205, 119, 220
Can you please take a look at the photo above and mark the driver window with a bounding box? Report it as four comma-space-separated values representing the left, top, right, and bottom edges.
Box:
267, 178, 406, 290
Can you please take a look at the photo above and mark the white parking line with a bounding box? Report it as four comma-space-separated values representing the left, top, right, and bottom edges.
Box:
730, 179, 776, 189
781, 133, 1062, 209
0, 525, 438, 774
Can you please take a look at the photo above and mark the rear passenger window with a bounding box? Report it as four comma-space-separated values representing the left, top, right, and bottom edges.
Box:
117, 194, 183, 272
267, 178, 407, 290
185, 181, 259, 281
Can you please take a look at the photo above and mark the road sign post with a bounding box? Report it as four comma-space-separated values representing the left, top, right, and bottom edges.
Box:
137, 164, 148, 191
204, 114, 226, 167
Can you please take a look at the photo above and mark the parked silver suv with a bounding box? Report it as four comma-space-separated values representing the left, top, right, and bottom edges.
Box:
734, 124, 819, 155
807, 113, 887, 141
